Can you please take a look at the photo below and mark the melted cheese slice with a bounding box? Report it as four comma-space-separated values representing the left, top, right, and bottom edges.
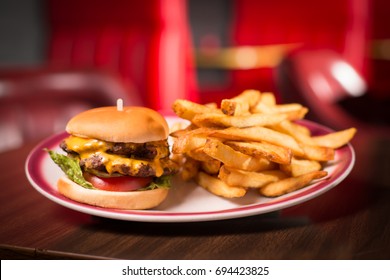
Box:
65, 136, 164, 177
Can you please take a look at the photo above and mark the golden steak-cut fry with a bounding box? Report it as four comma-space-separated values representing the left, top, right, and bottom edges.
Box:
171, 90, 356, 199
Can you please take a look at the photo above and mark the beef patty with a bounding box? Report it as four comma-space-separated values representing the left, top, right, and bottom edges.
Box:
60, 139, 170, 159
79, 153, 178, 177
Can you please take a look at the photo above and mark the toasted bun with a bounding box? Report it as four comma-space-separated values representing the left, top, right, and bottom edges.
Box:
57, 176, 169, 210
66, 106, 169, 143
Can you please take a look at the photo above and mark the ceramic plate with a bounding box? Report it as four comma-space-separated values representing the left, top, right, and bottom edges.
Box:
25, 117, 355, 222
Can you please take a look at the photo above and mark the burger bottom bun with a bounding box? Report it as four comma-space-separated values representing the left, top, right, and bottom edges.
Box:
57, 176, 169, 210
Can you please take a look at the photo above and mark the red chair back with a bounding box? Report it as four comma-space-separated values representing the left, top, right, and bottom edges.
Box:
47, 0, 198, 111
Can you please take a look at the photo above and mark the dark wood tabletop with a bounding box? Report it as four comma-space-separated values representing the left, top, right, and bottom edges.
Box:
1, 127, 389, 260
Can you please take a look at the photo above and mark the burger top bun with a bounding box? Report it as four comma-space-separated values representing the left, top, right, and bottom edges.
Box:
66, 106, 169, 143
58, 176, 169, 210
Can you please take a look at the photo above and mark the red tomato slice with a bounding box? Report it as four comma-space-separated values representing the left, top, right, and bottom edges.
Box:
84, 173, 152, 192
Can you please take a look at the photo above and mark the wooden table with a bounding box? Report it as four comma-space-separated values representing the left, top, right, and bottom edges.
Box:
1, 128, 389, 260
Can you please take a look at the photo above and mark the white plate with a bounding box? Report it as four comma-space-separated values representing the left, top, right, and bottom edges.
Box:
25, 117, 355, 222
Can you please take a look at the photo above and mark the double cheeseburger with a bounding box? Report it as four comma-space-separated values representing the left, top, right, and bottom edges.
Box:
47, 106, 177, 210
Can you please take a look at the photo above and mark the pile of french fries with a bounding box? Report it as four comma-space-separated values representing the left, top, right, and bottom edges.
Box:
170, 90, 356, 198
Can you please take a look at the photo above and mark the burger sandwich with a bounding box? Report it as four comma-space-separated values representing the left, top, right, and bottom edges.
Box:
47, 104, 178, 210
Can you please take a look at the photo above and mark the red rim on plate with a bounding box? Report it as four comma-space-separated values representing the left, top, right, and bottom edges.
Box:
25, 118, 355, 222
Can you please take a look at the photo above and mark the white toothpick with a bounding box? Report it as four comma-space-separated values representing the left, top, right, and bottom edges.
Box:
116, 98, 123, 111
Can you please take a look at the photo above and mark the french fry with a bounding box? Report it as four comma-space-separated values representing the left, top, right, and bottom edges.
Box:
170, 123, 198, 138
258, 92, 277, 107
271, 120, 315, 145
187, 147, 215, 162
172, 99, 221, 121
252, 93, 309, 121
180, 156, 200, 181
289, 121, 311, 136
205, 102, 218, 108
311, 128, 357, 149
171, 89, 356, 199
271, 119, 336, 162
172, 134, 208, 154
226, 141, 292, 164
203, 139, 277, 171
200, 159, 221, 175
259, 170, 328, 197
221, 89, 261, 116
280, 157, 322, 177
253, 102, 304, 115
171, 126, 218, 139
195, 171, 247, 198
300, 144, 335, 161
211, 126, 305, 156
192, 112, 287, 128
219, 166, 287, 188
249, 92, 277, 114
283, 107, 309, 121
170, 153, 200, 181
252, 92, 298, 113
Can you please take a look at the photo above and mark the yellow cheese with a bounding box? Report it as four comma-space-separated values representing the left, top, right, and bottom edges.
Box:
65, 136, 110, 153
64, 136, 164, 177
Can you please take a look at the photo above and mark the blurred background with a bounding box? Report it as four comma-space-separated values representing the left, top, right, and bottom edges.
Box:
0, 0, 389, 152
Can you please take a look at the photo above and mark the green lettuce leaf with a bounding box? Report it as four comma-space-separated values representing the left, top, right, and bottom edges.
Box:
46, 149, 94, 189
140, 175, 172, 191
46, 149, 171, 191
